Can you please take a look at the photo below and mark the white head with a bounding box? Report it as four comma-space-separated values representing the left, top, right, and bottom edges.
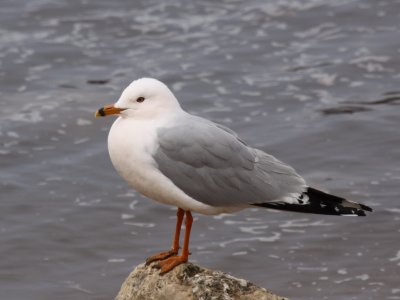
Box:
95, 78, 181, 119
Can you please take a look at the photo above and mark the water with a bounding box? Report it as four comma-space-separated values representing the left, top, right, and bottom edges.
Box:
1, 0, 399, 299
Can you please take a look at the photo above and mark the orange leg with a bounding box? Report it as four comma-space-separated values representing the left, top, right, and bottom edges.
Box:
157, 210, 193, 274
145, 208, 185, 266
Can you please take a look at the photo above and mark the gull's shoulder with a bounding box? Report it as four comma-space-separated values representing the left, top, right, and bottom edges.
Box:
167, 112, 247, 145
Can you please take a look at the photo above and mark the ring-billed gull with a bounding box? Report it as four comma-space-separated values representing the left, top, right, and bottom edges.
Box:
95, 78, 372, 274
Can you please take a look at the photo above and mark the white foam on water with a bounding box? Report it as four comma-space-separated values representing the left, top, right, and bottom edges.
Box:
73, 138, 90, 145
123, 222, 155, 228
63, 281, 93, 294
337, 268, 347, 275
232, 251, 248, 256
107, 258, 126, 263
239, 225, 268, 235
219, 232, 280, 248
121, 214, 135, 220
279, 218, 334, 228
335, 274, 370, 284
74, 197, 102, 206
297, 266, 328, 272
389, 250, 400, 266
76, 118, 92, 126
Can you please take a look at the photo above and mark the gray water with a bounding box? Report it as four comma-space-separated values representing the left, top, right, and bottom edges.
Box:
1, 0, 399, 299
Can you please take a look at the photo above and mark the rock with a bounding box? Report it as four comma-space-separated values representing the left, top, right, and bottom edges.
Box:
115, 262, 288, 300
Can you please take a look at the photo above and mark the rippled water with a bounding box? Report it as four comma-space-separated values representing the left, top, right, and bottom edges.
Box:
1, 1, 400, 299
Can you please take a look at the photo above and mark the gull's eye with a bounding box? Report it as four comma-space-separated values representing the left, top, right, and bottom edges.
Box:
136, 97, 145, 103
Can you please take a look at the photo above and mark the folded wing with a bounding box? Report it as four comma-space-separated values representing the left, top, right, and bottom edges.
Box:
154, 115, 306, 207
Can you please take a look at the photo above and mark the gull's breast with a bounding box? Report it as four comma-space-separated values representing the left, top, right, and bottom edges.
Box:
108, 117, 160, 196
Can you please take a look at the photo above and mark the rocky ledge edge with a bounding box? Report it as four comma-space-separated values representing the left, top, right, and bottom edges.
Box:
115, 262, 288, 300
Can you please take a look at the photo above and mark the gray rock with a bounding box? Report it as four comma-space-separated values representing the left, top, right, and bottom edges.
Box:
115, 262, 288, 300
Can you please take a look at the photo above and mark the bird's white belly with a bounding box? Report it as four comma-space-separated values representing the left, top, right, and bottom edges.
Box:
107, 117, 238, 215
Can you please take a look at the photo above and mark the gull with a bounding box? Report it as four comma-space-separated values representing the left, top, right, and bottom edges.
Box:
95, 78, 372, 274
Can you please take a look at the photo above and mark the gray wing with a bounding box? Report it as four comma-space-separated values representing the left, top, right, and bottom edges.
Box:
154, 115, 306, 207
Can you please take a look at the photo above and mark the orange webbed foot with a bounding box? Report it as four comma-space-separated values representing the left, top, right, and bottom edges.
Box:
155, 255, 188, 274
145, 249, 178, 266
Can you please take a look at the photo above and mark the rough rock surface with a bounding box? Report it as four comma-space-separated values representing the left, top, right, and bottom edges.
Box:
115, 262, 288, 300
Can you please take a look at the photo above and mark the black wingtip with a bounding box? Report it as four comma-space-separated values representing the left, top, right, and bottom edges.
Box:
253, 187, 373, 217
359, 203, 373, 212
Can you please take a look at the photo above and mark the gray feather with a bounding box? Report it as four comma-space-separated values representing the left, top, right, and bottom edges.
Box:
154, 114, 306, 207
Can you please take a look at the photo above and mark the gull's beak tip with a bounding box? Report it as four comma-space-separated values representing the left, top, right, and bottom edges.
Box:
95, 107, 105, 118
94, 104, 124, 118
